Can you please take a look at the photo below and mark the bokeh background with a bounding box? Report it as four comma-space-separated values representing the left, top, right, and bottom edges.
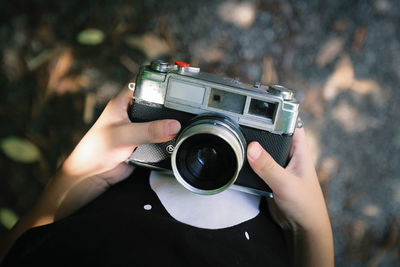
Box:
1, 0, 399, 266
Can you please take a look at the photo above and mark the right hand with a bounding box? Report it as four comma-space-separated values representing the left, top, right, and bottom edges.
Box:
247, 126, 334, 267
246, 126, 331, 234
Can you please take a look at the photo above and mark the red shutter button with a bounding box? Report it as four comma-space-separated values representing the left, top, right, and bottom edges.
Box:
175, 61, 190, 67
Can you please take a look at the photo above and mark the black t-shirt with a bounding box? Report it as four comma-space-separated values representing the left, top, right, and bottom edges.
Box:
3, 167, 289, 266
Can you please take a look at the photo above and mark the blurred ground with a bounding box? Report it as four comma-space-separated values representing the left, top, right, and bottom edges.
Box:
1, 0, 400, 266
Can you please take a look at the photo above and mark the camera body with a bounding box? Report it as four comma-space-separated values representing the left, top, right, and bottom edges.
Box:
128, 60, 300, 197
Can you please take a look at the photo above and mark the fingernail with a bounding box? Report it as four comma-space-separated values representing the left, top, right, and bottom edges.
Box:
166, 120, 181, 136
248, 142, 262, 161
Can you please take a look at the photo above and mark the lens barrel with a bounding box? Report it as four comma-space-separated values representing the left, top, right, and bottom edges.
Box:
171, 115, 246, 195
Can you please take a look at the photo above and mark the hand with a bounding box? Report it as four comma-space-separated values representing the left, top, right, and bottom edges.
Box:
62, 88, 181, 185
247, 126, 334, 267
52, 87, 181, 218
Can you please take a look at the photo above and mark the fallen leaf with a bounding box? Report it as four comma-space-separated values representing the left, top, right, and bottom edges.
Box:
218, 1, 256, 28
0, 208, 19, 229
323, 54, 354, 100
1, 136, 41, 163
47, 47, 73, 94
83, 93, 96, 124
77, 28, 105, 45
352, 220, 366, 245
317, 157, 339, 183
125, 33, 170, 59
302, 86, 326, 118
351, 79, 380, 95
352, 26, 367, 52
331, 102, 369, 132
200, 48, 225, 63
55, 75, 89, 94
316, 37, 344, 67
362, 205, 381, 217
261, 56, 278, 84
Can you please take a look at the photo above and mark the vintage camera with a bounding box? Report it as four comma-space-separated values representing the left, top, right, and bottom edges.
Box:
127, 60, 300, 197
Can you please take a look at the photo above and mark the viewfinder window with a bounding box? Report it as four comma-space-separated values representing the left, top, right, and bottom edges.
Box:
248, 99, 277, 121
167, 80, 205, 105
207, 88, 246, 114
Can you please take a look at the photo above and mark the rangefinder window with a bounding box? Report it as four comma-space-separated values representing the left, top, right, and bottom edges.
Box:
208, 88, 246, 114
248, 99, 277, 121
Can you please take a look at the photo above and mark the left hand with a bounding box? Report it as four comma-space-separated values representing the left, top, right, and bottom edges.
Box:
43, 87, 181, 220
62, 88, 181, 185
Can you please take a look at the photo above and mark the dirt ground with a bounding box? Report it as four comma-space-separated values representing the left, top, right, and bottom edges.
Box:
1, 0, 399, 266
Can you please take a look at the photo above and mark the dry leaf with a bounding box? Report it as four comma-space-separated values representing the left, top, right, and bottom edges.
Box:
362, 205, 381, 217
323, 54, 354, 100
200, 48, 225, 63
302, 86, 326, 118
83, 93, 96, 124
331, 102, 369, 132
218, 1, 256, 28
352, 26, 367, 52
125, 33, 170, 59
55, 75, 89, 94
47, 47, 73, 94
352, 220, 366, 245
323, 53, 382, 105
351, 79, 380, 95
318, 157, 339, 183
261, 56, 278, 84
316, 37, 344, 67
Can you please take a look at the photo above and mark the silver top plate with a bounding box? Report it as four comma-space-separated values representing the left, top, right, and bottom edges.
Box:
133, 63, 299, 135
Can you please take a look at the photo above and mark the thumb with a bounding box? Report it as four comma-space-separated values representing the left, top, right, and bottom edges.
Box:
113, 119, 181, 147
247, 141, 294, 192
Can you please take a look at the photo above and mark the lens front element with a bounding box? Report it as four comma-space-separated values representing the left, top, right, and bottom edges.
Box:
171, 116, 246, 195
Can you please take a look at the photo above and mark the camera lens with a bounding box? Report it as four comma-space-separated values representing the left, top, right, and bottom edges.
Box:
171, 115, 246, 195
176, 134, 237, 190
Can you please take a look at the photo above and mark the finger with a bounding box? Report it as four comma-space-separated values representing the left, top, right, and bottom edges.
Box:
289, 127, 309, 158
100, 88, 133, 123
113, 87, 133, 106
286, 127, 315, 175
116, 74, 137, 102
247, 141, 294, 191
113, 119, 181, 147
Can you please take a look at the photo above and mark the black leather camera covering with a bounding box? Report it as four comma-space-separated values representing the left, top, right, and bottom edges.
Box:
128, 100, 293, 194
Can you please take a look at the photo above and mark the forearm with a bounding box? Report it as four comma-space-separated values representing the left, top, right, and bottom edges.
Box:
291, 222, 334, 267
